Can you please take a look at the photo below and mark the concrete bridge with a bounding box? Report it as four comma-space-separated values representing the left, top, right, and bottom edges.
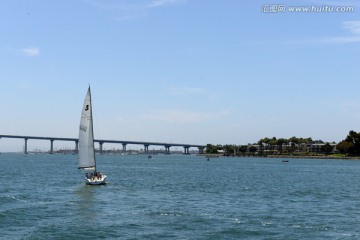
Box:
0, 134, 206, 155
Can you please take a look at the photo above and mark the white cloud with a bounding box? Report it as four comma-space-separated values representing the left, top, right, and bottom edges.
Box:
142, 109, 229, 124
284, 20, 360, 45
319, 20, 360, 43
22, 47, 40, 57
343, 20, 360, 35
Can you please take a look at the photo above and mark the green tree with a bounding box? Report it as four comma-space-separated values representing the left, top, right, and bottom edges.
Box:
336, 130, 360, 156
277, 138, 288, 153
336, 141, 354, 155
288, 136, 299, 153
257, 139, 264, 153
248, 146, 257, 154
206, 144, 219, 154
321, 143, 333, 154
268, 137, 277, 153
223, 145, 235, 156
239, 146, 248, 154
345, 131, 360, 155
260, 138, 271, 150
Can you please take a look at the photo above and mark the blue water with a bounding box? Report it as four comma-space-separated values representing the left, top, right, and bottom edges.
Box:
1, 153, 360, 239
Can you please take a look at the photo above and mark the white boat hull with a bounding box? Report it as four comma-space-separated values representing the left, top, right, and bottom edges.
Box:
86, 175, 107, 185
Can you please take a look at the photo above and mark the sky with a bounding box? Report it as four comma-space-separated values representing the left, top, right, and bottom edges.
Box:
1, 0, 360, 152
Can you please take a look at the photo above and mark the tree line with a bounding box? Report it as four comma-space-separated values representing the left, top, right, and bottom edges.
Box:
205, 136, 336, 156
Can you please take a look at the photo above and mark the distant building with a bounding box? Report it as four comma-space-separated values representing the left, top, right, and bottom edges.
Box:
306, 143, 337, 153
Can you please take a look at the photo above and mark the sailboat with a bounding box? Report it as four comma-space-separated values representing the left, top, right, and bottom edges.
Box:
78, 86, 107, 185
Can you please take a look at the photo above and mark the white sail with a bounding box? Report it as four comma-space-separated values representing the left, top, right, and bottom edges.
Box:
78, 87, 96, 171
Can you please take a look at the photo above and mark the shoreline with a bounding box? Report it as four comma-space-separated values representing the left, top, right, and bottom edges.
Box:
265, 155, 360, 160
198, 154, 360, 160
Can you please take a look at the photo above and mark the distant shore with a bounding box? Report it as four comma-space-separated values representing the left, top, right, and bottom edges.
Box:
199, 154, 360, 160
265, 155, 360, 160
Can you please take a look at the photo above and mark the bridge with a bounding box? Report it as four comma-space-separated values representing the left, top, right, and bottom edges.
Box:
0, 134, 206, 155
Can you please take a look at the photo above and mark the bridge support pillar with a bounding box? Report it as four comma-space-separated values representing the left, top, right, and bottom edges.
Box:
99, 142, 104, 154
24, 138, 28, 154
144, 145, 149, 154
122, 143, 127, 153
75, 140, 78, 154
50, 139, 54, 154
164, 145, 171, 154
198, 147, 205, 154
183, 146, 190, 155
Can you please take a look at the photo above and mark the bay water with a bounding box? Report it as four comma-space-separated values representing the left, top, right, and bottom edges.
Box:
1, 153, 360, 239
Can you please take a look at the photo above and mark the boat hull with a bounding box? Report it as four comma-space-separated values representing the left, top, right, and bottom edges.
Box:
86, 175, 107, 185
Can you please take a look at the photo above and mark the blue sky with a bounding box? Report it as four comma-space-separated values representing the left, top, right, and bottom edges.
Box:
1, 0, 360, 152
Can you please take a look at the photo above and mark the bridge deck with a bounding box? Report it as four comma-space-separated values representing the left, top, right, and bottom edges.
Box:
0, 134, 205, 148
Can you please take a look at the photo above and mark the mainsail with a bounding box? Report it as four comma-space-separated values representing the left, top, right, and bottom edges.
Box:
78, 87, 96, 171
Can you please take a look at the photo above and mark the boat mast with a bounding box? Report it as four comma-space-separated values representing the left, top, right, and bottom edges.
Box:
89, 86, 97, 172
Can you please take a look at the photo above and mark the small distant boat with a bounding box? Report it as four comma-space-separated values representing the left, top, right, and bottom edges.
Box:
282, 160, 289, 163
78, 86, 107, 185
